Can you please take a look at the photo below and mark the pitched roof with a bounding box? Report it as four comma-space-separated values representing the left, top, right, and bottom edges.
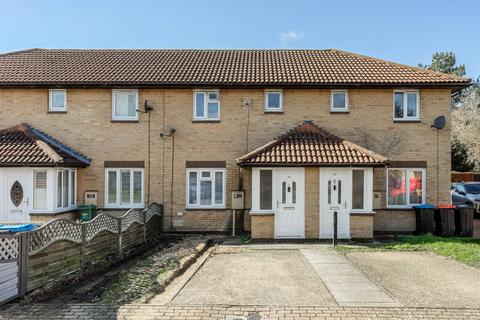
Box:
237, 121, 388, 167
0, 123, 90, 167
0, 49, 470, 89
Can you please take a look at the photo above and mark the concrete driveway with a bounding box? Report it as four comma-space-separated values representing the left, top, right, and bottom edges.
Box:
168, 243, 480, 308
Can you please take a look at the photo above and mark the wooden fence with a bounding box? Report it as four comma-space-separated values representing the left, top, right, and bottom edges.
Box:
452, 172, 480, 182
0, 203, 163, 303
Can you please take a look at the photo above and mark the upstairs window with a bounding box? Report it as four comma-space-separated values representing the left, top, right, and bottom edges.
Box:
194, 91, 220, 120
330, 90, 348, 112
49, 89, 67, 112
265, 90, 283, 112
394, 91, 419, 120
112, 90, 138, 121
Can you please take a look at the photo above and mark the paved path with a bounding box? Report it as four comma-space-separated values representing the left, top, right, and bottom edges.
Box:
2, 304, 479, 319
301, 248, 401, 307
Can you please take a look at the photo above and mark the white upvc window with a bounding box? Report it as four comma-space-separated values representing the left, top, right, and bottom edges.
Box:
186, 168, 226, 208
49, 89, 67, 112
56, 169, 76, 209
112, 89, 138, 121
193, 90, 220, 120
251, 168, 275, 213
105, 168, 144, 208
350, 168, 373, 212
330, 90, 349, 112
393, 90, 420, 121
33, 170, 48, 210
264, 90, 283, 112
387, 168, 426, 208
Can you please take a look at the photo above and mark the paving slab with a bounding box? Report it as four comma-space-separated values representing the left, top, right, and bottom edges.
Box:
347, 251, 480, 308
300, 249, 401, 307
170, 250, 336, 306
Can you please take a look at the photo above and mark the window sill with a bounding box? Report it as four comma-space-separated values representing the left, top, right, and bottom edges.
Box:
264, 110, 284, 114
185, 207, 227, 211
192, 120, 221, 123
350, 211, 375, 216
393, 119, 421, 123
381, 207, 416, 211
111, 119, 139, 123
249, 210, 275, 216
104, 205, 145, 209
330, 110, 349, 114
47, 110, 67, 114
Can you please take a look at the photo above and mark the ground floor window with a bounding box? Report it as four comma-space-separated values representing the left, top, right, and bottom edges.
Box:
56, 169, 76, 209
387, 168, 426, 207
105, 168, 144, 208
186, 168, 226, 208
33, 170, 47, 210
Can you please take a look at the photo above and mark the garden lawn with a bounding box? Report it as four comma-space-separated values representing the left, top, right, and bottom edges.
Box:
337, 234, 480, 268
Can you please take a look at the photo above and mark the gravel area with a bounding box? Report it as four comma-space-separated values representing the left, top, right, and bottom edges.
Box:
347, 251, 480, 308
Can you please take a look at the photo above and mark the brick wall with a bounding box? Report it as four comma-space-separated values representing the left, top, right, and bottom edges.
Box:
374, 209, 416, 233
250, 215, 274, 239
0, 88, 452, 231
351, 215, 374, 239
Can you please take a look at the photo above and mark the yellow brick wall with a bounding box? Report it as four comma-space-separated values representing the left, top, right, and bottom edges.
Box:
250, 215, 274, 239
350, 215, 374, 239
305, 168, 320, 238
0, 88, 452, 232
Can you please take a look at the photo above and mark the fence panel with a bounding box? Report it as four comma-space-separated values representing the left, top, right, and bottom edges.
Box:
0, 235, 22, 304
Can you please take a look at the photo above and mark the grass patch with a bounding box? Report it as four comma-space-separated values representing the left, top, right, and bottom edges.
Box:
337, 234, 480, 268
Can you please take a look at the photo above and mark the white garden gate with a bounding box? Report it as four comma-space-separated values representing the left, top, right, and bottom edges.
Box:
0, 233, 27, 304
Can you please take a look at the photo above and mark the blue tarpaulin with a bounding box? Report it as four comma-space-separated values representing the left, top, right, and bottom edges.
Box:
0, 224, 38, 232
413, 204, 436, 209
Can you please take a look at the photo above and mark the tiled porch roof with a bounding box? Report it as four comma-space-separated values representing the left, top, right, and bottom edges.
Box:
0, 123, 90, 167
237, 121, 388, 167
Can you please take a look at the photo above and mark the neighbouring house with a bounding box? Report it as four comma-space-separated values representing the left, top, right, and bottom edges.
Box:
0, 49, 471, 239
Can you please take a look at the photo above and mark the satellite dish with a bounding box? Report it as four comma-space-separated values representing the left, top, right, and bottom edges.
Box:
432, 115, 446, 129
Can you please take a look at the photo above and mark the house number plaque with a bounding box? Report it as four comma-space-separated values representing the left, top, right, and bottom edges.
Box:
10, 181, 23, 207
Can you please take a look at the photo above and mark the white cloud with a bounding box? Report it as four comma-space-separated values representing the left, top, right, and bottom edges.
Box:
279, 31, 304, 44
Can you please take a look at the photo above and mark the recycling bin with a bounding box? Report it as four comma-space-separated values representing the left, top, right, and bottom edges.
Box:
454, 205, 474, 237
435, 204, 456, 237
413, 204, 436, 234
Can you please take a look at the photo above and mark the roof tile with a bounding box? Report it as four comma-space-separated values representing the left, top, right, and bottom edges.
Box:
237, 121, 388, 167
0, 49, 470, 86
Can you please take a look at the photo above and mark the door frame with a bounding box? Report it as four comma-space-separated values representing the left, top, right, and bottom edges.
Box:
4, 169, 32, 222
319, 168, 351, 239
274, 167, 305, 239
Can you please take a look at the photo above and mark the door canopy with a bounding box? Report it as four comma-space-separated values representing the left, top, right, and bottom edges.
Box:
237, 121, 388, 167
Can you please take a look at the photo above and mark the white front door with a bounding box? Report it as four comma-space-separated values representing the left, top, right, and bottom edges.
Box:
275, 168, 304, 238
5, 171, 32, 222
320, 169, 350, 239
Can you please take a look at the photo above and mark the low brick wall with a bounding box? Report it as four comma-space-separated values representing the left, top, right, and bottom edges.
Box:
350, 215, 373, 239
474, 220, 480, 239
373, 209, 416, 233
251, 215, 274, 239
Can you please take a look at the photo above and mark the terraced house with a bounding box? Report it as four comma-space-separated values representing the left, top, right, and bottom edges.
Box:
0, 49, 471, 239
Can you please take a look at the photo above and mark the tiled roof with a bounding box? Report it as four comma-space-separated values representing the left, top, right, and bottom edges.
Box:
0, 123, 90, 167
0, 49, 470, 88
237, 121, 388, 167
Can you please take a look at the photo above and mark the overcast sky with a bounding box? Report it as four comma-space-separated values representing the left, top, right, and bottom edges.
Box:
1, 0, 478, 78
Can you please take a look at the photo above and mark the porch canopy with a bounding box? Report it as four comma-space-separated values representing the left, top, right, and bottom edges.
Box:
0, 123, 90, 167
237, 121, 388, 167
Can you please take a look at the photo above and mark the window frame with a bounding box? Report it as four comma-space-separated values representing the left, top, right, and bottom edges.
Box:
264, 89, 284, 112
55, 168, 76, 210
193, 90, 220, 121
112, 89, 139, 121
251, 168, 275, 214
386, 167, 426, 208
393, 90, 420, 121
104, 168, 144, 208
186, 168, 226, 209
33, 169, 48, 210
330, 90, 349, 112
48, 89, 67, 112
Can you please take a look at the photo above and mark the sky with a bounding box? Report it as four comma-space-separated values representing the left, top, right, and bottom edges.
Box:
0, 0, 478, 78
